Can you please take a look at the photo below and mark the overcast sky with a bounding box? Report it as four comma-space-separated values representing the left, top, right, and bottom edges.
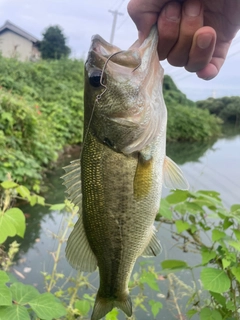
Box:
0, 0, 239, 101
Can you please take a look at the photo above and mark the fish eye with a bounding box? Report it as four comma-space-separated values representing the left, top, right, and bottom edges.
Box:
89, 70, 104, 87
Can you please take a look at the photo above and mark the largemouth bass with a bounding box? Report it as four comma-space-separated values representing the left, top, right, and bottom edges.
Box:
62, 26, 188, 320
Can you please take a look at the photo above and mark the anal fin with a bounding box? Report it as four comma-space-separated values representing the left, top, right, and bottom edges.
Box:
65, 216, 97, 272
163, 156, 189, 190
142, 228, 162, 257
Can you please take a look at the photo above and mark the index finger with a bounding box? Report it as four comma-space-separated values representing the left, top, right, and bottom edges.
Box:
127, 0, 169, 42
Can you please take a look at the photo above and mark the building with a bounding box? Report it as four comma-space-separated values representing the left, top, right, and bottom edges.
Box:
0, 20, 40, 61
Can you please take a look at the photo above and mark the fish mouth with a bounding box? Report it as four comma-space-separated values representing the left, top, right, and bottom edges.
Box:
88, 26, 159, 73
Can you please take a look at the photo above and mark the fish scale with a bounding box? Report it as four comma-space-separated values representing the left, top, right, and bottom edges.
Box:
63, 26, 189, 320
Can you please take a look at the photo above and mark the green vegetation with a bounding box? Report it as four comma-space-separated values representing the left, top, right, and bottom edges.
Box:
38, 25, 71, 60
163, 75, 194, 107
197, 96, 240, 124
1, 181, 240, 319
0, 57, 220, 189
0, 90, 57, 191
0, 56, 84, 188
164, 76, 222, 141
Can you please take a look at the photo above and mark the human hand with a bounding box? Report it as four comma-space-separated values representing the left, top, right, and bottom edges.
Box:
128, 0, 240, 80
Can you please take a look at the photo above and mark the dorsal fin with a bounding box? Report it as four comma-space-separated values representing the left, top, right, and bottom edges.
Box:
61, 159, 98, 272
61, 159, 82, 207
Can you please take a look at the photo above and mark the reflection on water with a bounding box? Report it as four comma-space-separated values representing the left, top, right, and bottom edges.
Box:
221, 123, 240, 138
166, 139, 216, 165
6, 127, 240, 319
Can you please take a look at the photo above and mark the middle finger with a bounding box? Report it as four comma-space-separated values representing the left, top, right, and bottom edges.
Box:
167, 0, 204, 67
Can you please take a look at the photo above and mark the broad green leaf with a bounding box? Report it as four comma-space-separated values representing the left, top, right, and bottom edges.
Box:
201, 248, 216, 265
212, 229, 225, 242
222, 258, 231, 269
5, 208, 25, 238
0, 271, 9, 284
16, 186, 31, 201
193, 197, 216, 208
233, 229, 240, 240
175, 220, 190, 233
197, 190, 221, 199
74, 300, 90, 316
49, 203, 66, 211
1, 181, 18, 189
201, 268, 230, 293
105, 308, 119, 320
30, 195, 37, 206
222, 218, 233, 230
139, 270, 159, 291
159, 199, 172, 219
190, 224, 197, 233
173, 203, 186, 215
227, 240, 240, 251
226, 300, 235, 311
231, 266, 240, 282
165, 190, 188, 204
6, 273, 18, 284
229, 211, 240, 224
210, 292, 226, 307
0, 213, 16, 243
197, 191, 221, 205
200, 307, 222, 320
185, 202, 202, 214
0, 285, 12, 306
36, 195, 45, 206
0, 208, 25, 243
10, 282, 39, 305
149, 300, 162, 318
0, 305, 30, 320
187, 309, 198, 318
29, 292, 66, 319
161, 259, 188, 270
231, 204, 240, 212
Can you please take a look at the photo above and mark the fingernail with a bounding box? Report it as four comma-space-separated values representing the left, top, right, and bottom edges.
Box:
185, 0, 201, 16
197, 33, 213, 49
164, 2, 181, 22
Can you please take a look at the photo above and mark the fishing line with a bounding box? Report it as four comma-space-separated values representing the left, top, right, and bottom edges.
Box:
46, 50, 128, 276
97, 50, 124, 101
80, 50, 124, 155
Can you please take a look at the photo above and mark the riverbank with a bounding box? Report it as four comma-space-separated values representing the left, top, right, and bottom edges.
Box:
0, 57, 221, 191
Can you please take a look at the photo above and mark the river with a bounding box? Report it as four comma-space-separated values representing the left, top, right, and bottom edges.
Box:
9, 126, 240, 320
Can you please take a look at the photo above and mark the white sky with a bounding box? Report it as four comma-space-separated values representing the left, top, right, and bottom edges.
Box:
0, 0, 239, 101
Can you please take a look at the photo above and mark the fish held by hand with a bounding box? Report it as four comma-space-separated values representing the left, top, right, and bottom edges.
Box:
62, 25, 188, 320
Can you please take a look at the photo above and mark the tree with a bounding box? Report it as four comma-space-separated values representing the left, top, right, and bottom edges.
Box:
39, 25, 71, 59
197, 96, 240, 124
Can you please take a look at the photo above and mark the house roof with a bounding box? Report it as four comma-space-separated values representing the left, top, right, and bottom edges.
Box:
0, 20, 39, 43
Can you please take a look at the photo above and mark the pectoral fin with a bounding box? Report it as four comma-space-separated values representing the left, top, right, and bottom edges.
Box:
163, 156, 189, 190
66, 216, 98, 272
134, 154, 153, 200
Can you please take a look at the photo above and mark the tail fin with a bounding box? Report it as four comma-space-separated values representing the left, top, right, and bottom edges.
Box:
91, 293, 132, 320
